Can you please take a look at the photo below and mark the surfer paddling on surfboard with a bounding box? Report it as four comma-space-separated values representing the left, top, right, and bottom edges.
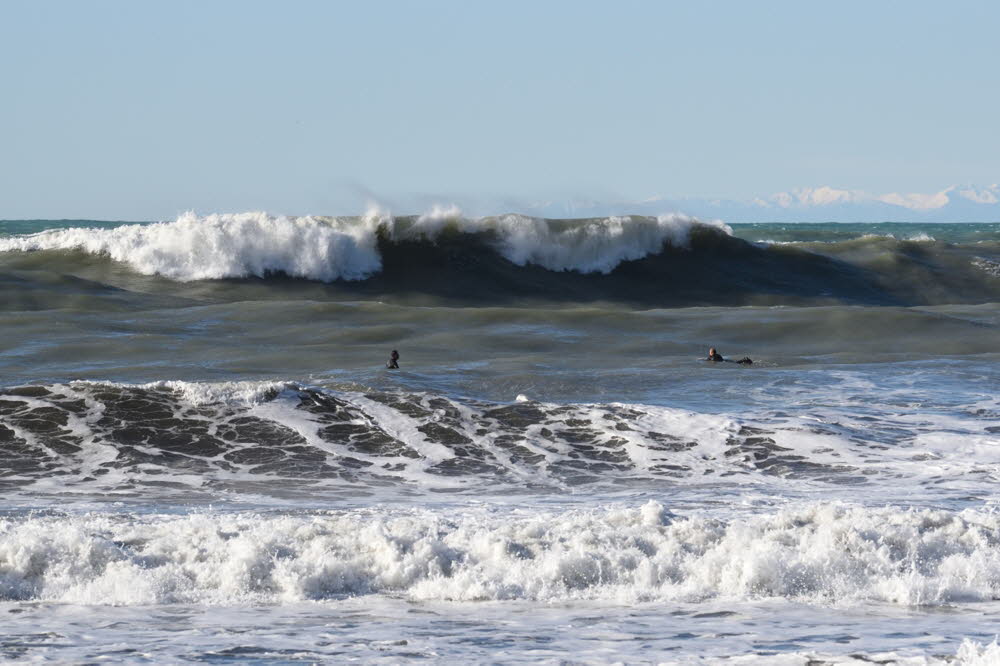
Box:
706, 347, 753, 365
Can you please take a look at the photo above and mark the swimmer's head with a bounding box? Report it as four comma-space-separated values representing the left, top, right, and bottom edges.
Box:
709, 348, 717, 356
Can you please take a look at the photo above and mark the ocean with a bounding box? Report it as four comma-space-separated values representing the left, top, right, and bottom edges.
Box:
1, 212, 999, 664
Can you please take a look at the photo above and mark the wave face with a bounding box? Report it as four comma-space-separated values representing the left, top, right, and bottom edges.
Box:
1, 213, 998, 306
2, 502, 998, 606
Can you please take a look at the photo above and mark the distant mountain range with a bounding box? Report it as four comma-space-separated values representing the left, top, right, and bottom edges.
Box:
524, 184, 1000, 222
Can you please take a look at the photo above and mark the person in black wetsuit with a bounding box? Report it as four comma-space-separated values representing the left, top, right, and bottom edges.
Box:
707, 347, 753, 365
386, 350, 400, 369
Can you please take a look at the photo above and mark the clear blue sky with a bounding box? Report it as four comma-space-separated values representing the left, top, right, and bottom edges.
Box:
2, 0, 998, 219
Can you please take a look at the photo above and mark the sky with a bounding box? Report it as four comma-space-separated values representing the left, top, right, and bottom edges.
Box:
1, 0, 999, 220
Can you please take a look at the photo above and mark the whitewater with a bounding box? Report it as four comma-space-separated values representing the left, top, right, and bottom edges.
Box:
1, 212, 1000, 663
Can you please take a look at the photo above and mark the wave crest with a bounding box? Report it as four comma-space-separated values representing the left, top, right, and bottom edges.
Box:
0, 210, 727, 282
488, 213, 717, 273
0, 212, 384, 282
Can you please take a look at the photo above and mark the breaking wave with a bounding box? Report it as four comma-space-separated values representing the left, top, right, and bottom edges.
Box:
1, 212, 998, 306
2, 502, 999, 606
0, 211, 722, 282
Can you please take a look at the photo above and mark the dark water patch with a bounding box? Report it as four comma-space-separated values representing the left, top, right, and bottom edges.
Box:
351, 226, 899, 307
724, 426, 866, 483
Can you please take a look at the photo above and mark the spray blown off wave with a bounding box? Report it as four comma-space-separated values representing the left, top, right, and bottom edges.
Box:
2, 503, 999, 605
0, 211, 720, 282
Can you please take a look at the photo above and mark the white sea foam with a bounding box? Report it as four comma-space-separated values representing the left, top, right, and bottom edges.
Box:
4, 377, 999, 505
486, 213, 727, 274
0, 210, 728, 281
698, 640, 1000, 665
973, 257, 1000, 278
2, 502, 999, 606
956, 639, 1000, 666
754, 232, 936, 246
856, 231, 934, 242
0, 212, 384, 282
140, 379, 289, 406
0, 380, 747, 499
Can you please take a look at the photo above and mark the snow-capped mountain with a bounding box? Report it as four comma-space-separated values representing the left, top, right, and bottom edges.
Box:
526, 185, 1000, 222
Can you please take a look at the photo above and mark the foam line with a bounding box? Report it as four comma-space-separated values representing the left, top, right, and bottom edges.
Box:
1, 503, 997, 605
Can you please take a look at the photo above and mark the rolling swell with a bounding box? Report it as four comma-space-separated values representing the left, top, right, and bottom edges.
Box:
1, 213, 998, 306
364, 222, 893, 305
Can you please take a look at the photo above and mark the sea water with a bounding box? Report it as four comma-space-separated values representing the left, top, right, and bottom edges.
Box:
1, 213, 999, 663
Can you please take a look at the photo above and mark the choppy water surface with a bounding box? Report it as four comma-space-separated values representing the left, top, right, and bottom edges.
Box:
1, 214, 999, 663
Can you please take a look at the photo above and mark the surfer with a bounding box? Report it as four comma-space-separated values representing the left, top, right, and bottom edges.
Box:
707, 348, 753, 365
386, 350, 400, 369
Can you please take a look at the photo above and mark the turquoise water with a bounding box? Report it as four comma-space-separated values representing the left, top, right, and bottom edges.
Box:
730, 221, 1000, 243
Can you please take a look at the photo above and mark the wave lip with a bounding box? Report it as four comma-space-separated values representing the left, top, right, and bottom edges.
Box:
1, 502, 997, 606
0, 210, 727, 283
476, 213, 721, 274
0, 211, 385, 282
